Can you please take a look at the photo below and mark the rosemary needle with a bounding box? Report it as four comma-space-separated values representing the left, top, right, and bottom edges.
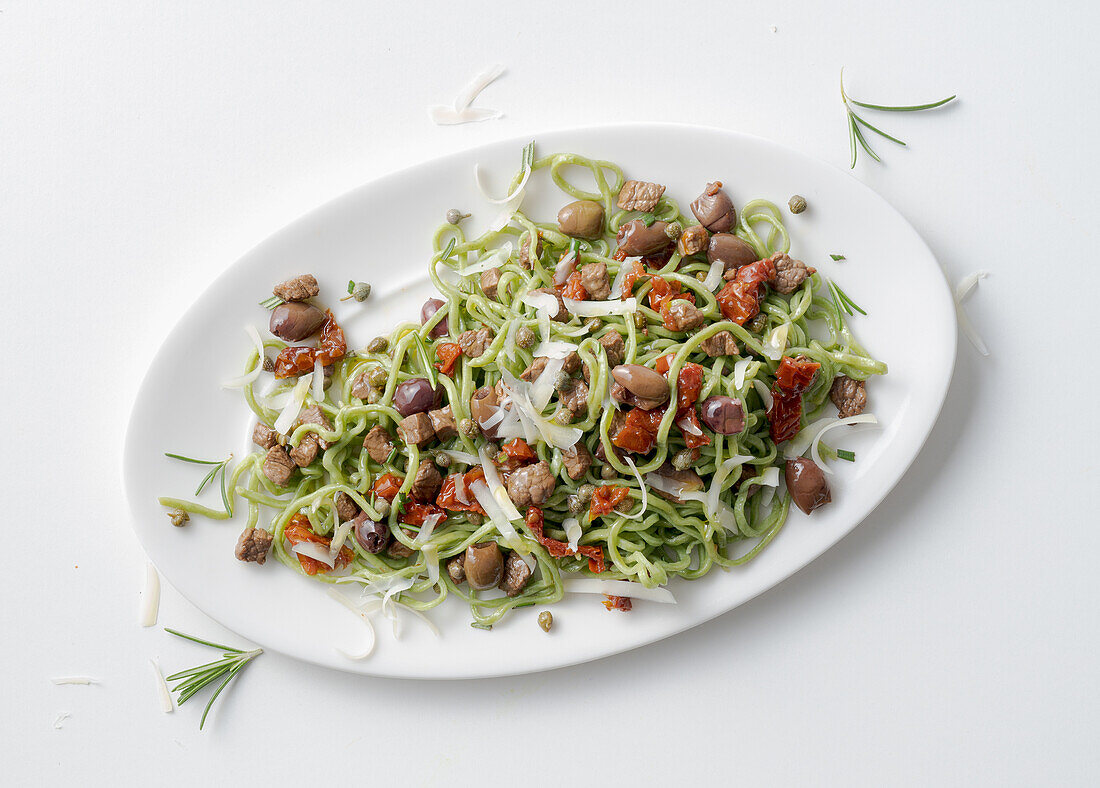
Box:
164, 453, 234, 515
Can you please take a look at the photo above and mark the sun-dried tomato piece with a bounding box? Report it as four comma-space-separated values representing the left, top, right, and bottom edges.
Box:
590, 485, 630, 518
315, 311, 346, 366
559, 270, 588, 301
273, 311, 347, 378
524, 507, 604, 573
602, 595, 633, 611
435, 468, 486, 514
501, 438, 537, 464
767, 355, 821, 443
285, 513, 353, 575
370, 473, 403, 502
401, 500, 445, 527
435, 342, 462, 376
612, 407, 664, 454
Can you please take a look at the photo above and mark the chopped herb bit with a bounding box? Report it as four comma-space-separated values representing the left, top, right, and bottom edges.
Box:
521, 141, 535, 170
347, 280, 356, 294
440, 237, 456, 261
259, 296, 284, 309
385, 446, 398, 465
836, 449, 856, 462
640, 213, 656, 227
830, 254, 846, 261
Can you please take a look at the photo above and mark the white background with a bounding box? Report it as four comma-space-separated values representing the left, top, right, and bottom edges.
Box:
3, 1, 1097, 785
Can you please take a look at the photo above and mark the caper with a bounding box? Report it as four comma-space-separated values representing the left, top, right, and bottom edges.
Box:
601, 465, 617, 480
672, 448, 695, 471
515, 325, 536, 349
554, 370, 572, 392
375, 498, 391, 517
584, 317, 602, 333
633, 311, 647, 330
615, 495, 634, 512
459, 418, 479, 440
747, 313, 768, 333
368, 367, 389, 388
434, 450, 452, 468
665, 221, 683, 240
696, 271, 708, 282
788, 195, 807, 214
567, 494, 586, 515
555, 410, 575, 425
466, 512, 483, 526
577, 484, 596, 503
446, 208, 471, 225
349, 282, 372, 302
538, 611, 553, 632
366, 388, 380, 404
167, 508, 189, 527
262, 355, 274, 373
367, 336, 389, 354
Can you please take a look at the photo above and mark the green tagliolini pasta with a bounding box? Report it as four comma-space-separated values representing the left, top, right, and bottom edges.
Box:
161, 147, 887, 631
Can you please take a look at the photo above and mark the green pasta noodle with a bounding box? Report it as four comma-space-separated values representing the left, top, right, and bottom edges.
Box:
161, 148, 887, 630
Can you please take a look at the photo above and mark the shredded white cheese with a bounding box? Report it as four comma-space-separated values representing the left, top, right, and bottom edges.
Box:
706, 455, 754, 520
522, 291, 561, 316
552, 249, 577, 286
140, 562, 160, 628
475, 164, 530, 205
453, 63, 505, 112
446, 450, 481, 466
762, 323, 790, 361
733, 358, 753, 391
609, 256, 641, 298
620, 457, 649, 521
428, 64, 505, 126
562, 297, 638, 318
53, 712, 71, 729
222, 324, 266, 389
563, 518, 582, 553
703, 260, 725, 291
311, 358, 325, 403
532, 340, 579, 359
564, 578, 677, 604
477, 446, 523, 521
51, 677, 99, 685
273, 372, 313, 434
954, 270, 991, 356
644, 471, 708, 504
530, 356, 565, 411
752, 379, 773, 410
469, 480, 521, 546
461, 243, 513, 274
328, 518, 355, 562
149, 659, 174, 714
784, 413, 879, 461
292, 540, 335, 568
326, 588, 378, 661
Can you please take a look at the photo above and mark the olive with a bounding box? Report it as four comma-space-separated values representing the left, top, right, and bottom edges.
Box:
690, 181, 736, 232
393, 378, 443, 416
699, 396, 745, 435
468, 385, 501, 438
557, 200, 605, 239
269, 302, 325, 342
785, 457, 832, 515
353, 513, 391, 554
420, 298, 448, 339
611, 364, 670, 405
616, 219, 673, 256
464, 542, 504, 590
707, 233, 758, 271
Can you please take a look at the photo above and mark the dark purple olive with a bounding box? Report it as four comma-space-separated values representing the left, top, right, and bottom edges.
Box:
353, 512, 391, 554
421, 298, 448, 339
393, 377, 443, 416
785, 457, 832, 515
464, 542, 504, 590
616, 219, 673, 256
707, 233, 757, 272
269, 302, 325, 342
468, 385, 501, 438
557, 200, 605, 239
691, 182, 736, 233
699, 396, 745, 435
611, 364, 669, 403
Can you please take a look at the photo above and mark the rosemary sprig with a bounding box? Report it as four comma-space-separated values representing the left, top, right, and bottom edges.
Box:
259, 295, 284, 309
164, 453, 233, 514
439, 237, 456, 261
841, 69, 956, 168
828, 280, 867, 317
164, 628, 262, 730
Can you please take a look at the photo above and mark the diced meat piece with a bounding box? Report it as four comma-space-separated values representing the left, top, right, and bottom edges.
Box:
457, 327, 495, 359
531, 287, 567, 321
580, 262, 611, 300
649, 464, 705, 504
410, 459, 444, 502
351, 371, 373, 400
599, 331, 625, 367
297, 405, 332, 450
447, 554, 466, 584
272, 274, 319, 302
505, 460, 556, 507
388, 536, 415, 559
252, 423, 279, 449
562, 351, 581, 374
829, 376, 867, 418
397, 412, 436, 448
234, 527, 273, 564
617, 180, 666, 212
363, 425, 395, 463
562, 441, 593, 480
262, 445, 296, 486
428, 406, 457, 441
663, 300, 705, 331
559, 378, 589, 417
480, 268, 502, 299
520, 233, 543, 269
677, 225, 709, 257
769, 253, 816, 295
700, 330, 739, 357
498, 551, 532, 597
334, 492, 359, 522
289, 435, 320, 467
521, 357, 549, 383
